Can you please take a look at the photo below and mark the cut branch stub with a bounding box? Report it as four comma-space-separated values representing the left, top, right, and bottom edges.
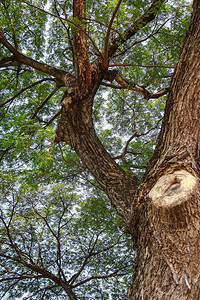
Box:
148, 170, 198, 208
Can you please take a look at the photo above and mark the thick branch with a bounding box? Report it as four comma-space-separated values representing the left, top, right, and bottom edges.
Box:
73, 0, 92, 90
0, 56, 20, 68
108, 0, 165, 58
0, 28, 67, 83
55, 89, 139, 224
115, 74, 169, 100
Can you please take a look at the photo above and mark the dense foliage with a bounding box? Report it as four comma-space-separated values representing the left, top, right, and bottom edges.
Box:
0, 0, 192, 298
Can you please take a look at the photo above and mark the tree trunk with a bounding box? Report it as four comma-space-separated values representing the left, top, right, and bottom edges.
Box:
56, 0, 200, 297
2, 0, 200, 298
128, 1, 200, 299
52, 0, 200, 298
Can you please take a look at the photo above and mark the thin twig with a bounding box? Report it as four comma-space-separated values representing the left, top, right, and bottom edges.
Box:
58, 142, 69, 163
102, 0, 122, 68
23, 284, 59, 300
0, 78, 55, 108
44, 109, 62, 128
9, 0, 103, 58
30, 87, 59, 120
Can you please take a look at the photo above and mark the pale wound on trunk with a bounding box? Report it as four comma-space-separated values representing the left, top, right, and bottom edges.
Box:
148, 170, 198, 207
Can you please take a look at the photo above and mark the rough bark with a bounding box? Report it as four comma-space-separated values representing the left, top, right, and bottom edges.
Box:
1, 0, 199, 298
72, 0, 92, 91
128, 1, 200, 299
55, 76, 138, 224
55, 0, 141, 225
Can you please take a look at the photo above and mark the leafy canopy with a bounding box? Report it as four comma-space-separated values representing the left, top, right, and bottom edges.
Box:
0, 0, 192, 298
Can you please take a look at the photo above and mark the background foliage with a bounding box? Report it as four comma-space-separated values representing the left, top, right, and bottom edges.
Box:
0, 0, 192, 298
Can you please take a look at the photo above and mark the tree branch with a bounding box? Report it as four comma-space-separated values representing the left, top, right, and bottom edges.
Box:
73, 0, 92, 90
0, 78, 56, 108
23, 284, 59, 300
56, 90, 139, 223
0, 27, 67, 83
108, 0, 165, 58
30, 87, 59, 120
0, 56, 20, 68
15, 0, 102, 59
102, 0, 122, 68
73, 264, 130, 288
44, 110, 62, 128
0, 145, 13, 162
114, 74, 169, 100
109, 63, 175, 69
101, 81, 122, 89
0, 250, 60, 284
69, 228, 106, 286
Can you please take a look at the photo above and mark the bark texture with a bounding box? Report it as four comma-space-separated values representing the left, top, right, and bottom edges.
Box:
128, 1, 200, 299
55, 0, 140, 226
56, 75, 138, 224
1, 0, 199, 298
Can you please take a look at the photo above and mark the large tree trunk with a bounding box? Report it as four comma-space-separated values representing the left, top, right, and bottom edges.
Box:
2, 0, 200, 297
128, 1, 200, 299
55, 0, 200, 298
54, 0, 200, 298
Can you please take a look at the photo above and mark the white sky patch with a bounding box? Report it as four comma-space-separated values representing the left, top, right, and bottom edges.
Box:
44, 1, 51, 60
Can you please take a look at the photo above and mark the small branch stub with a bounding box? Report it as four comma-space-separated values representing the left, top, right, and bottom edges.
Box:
148, 170, 198, 208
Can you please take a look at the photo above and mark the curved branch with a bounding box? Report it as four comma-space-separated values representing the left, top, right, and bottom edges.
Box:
114, 74, 169, 100
0, 78, 56, 108
0, 145, 13, 162
56, 92, 139, 224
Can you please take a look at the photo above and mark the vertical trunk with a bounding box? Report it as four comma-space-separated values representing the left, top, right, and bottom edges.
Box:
73, 0, 92, 91
61, 282, 78, 300
128, 1, 200, 299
